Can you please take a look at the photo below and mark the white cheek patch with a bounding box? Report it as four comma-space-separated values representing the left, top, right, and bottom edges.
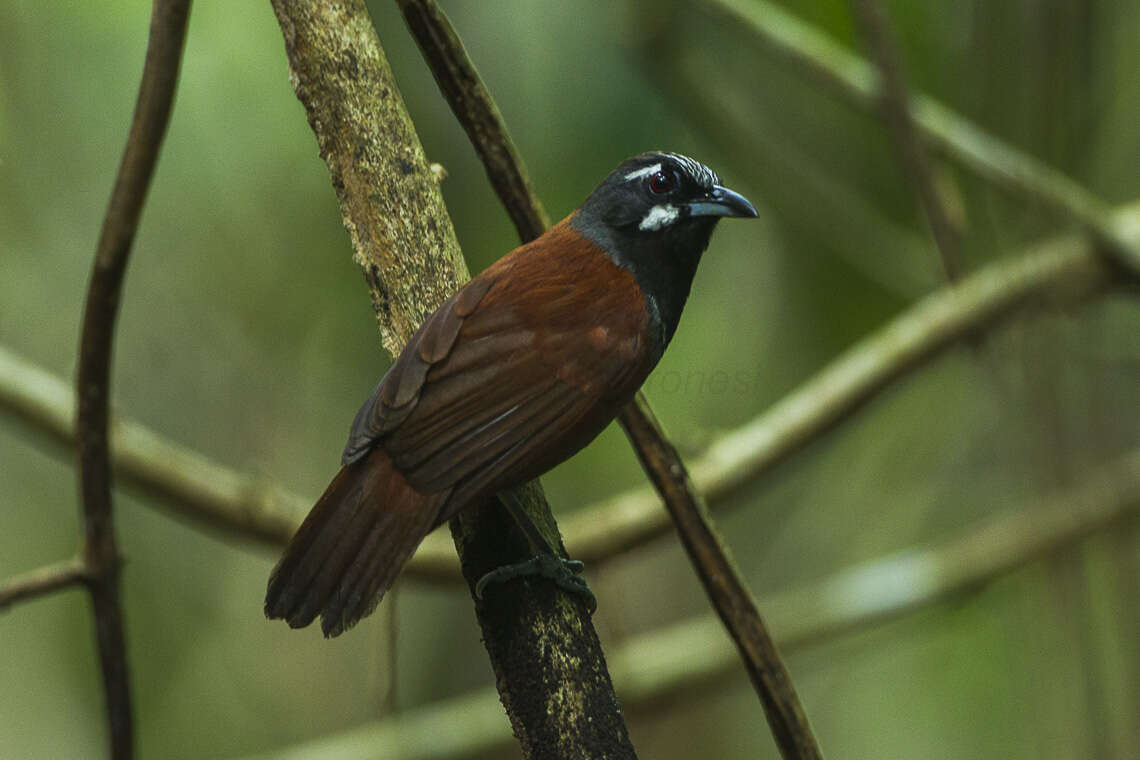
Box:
624, 163, 661, 182
639, 204, 679, 231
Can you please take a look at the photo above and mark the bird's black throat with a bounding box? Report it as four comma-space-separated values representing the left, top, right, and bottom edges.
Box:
570, 212, 717, 360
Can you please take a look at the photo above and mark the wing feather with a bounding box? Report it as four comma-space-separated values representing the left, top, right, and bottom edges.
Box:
341, 224, 652, 504
409, 378, 577, 493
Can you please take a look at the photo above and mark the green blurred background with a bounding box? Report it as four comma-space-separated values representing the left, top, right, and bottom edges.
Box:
2, 0, 1138, 757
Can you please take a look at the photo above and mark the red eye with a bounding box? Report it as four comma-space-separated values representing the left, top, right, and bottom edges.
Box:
649, 170, 674, 194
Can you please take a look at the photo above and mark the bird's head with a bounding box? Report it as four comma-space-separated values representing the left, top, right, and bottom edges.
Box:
576, 152, 757, 238
570, 152, 758, 352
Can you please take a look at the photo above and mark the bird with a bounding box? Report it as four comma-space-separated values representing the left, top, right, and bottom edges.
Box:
265, 151, 758, 637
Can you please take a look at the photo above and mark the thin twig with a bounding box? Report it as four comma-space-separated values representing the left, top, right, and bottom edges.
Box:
0, 558, 91, 611
849, 0, 961, 279
618, 397, 822, 759
699, 0, 1140, 278
75, 1, 191, 756
396, 0, 550, 241
240, 446, 1140, 760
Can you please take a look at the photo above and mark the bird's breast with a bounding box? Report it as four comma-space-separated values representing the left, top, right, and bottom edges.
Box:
481, 221, 657, 397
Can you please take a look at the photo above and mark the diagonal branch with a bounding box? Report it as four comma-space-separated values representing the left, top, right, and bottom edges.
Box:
75, 0, 191, 757
849, 0, 961, 279
267, 1, 636, 756
618, 397, 822, 759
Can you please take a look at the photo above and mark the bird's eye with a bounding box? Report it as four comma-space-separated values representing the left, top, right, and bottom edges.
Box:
649, 170, 674, 194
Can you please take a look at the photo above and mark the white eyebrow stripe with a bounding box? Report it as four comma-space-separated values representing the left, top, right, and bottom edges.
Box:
639, 204, 678, 230
624, 163, 662, 181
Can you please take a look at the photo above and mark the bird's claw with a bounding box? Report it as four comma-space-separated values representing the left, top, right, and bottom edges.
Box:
475, 554, 596, 613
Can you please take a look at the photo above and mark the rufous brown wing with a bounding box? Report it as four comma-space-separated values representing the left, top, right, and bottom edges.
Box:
265, 220, 652, 637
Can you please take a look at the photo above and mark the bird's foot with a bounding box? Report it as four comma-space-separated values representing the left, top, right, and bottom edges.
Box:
475, 554, 596, 613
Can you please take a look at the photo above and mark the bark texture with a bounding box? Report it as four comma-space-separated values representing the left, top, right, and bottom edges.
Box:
268, 1, 636, 756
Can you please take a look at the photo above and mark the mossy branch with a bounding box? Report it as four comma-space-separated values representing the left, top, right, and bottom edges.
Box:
267, 1, 636, 756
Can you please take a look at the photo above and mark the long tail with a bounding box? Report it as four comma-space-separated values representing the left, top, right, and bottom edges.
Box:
265, 448, 446, 637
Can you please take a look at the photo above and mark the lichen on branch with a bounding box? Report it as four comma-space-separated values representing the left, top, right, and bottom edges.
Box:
271, 0, 469, 352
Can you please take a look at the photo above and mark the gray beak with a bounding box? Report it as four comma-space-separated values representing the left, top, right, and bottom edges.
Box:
686, 184, 759, 219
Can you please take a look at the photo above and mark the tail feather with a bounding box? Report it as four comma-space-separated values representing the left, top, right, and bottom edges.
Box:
321, 521, 388, 635
263, 464, 366, 625
286, 492, 379, 629
265, 448, 446, 637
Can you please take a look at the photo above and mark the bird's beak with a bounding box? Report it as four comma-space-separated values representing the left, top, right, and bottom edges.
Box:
686, 185, 759, 219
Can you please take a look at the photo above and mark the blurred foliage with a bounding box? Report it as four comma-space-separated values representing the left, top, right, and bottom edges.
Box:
1, 0, 1138, 758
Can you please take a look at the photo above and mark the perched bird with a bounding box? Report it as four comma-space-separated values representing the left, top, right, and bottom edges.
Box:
265, 151, 757, 636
